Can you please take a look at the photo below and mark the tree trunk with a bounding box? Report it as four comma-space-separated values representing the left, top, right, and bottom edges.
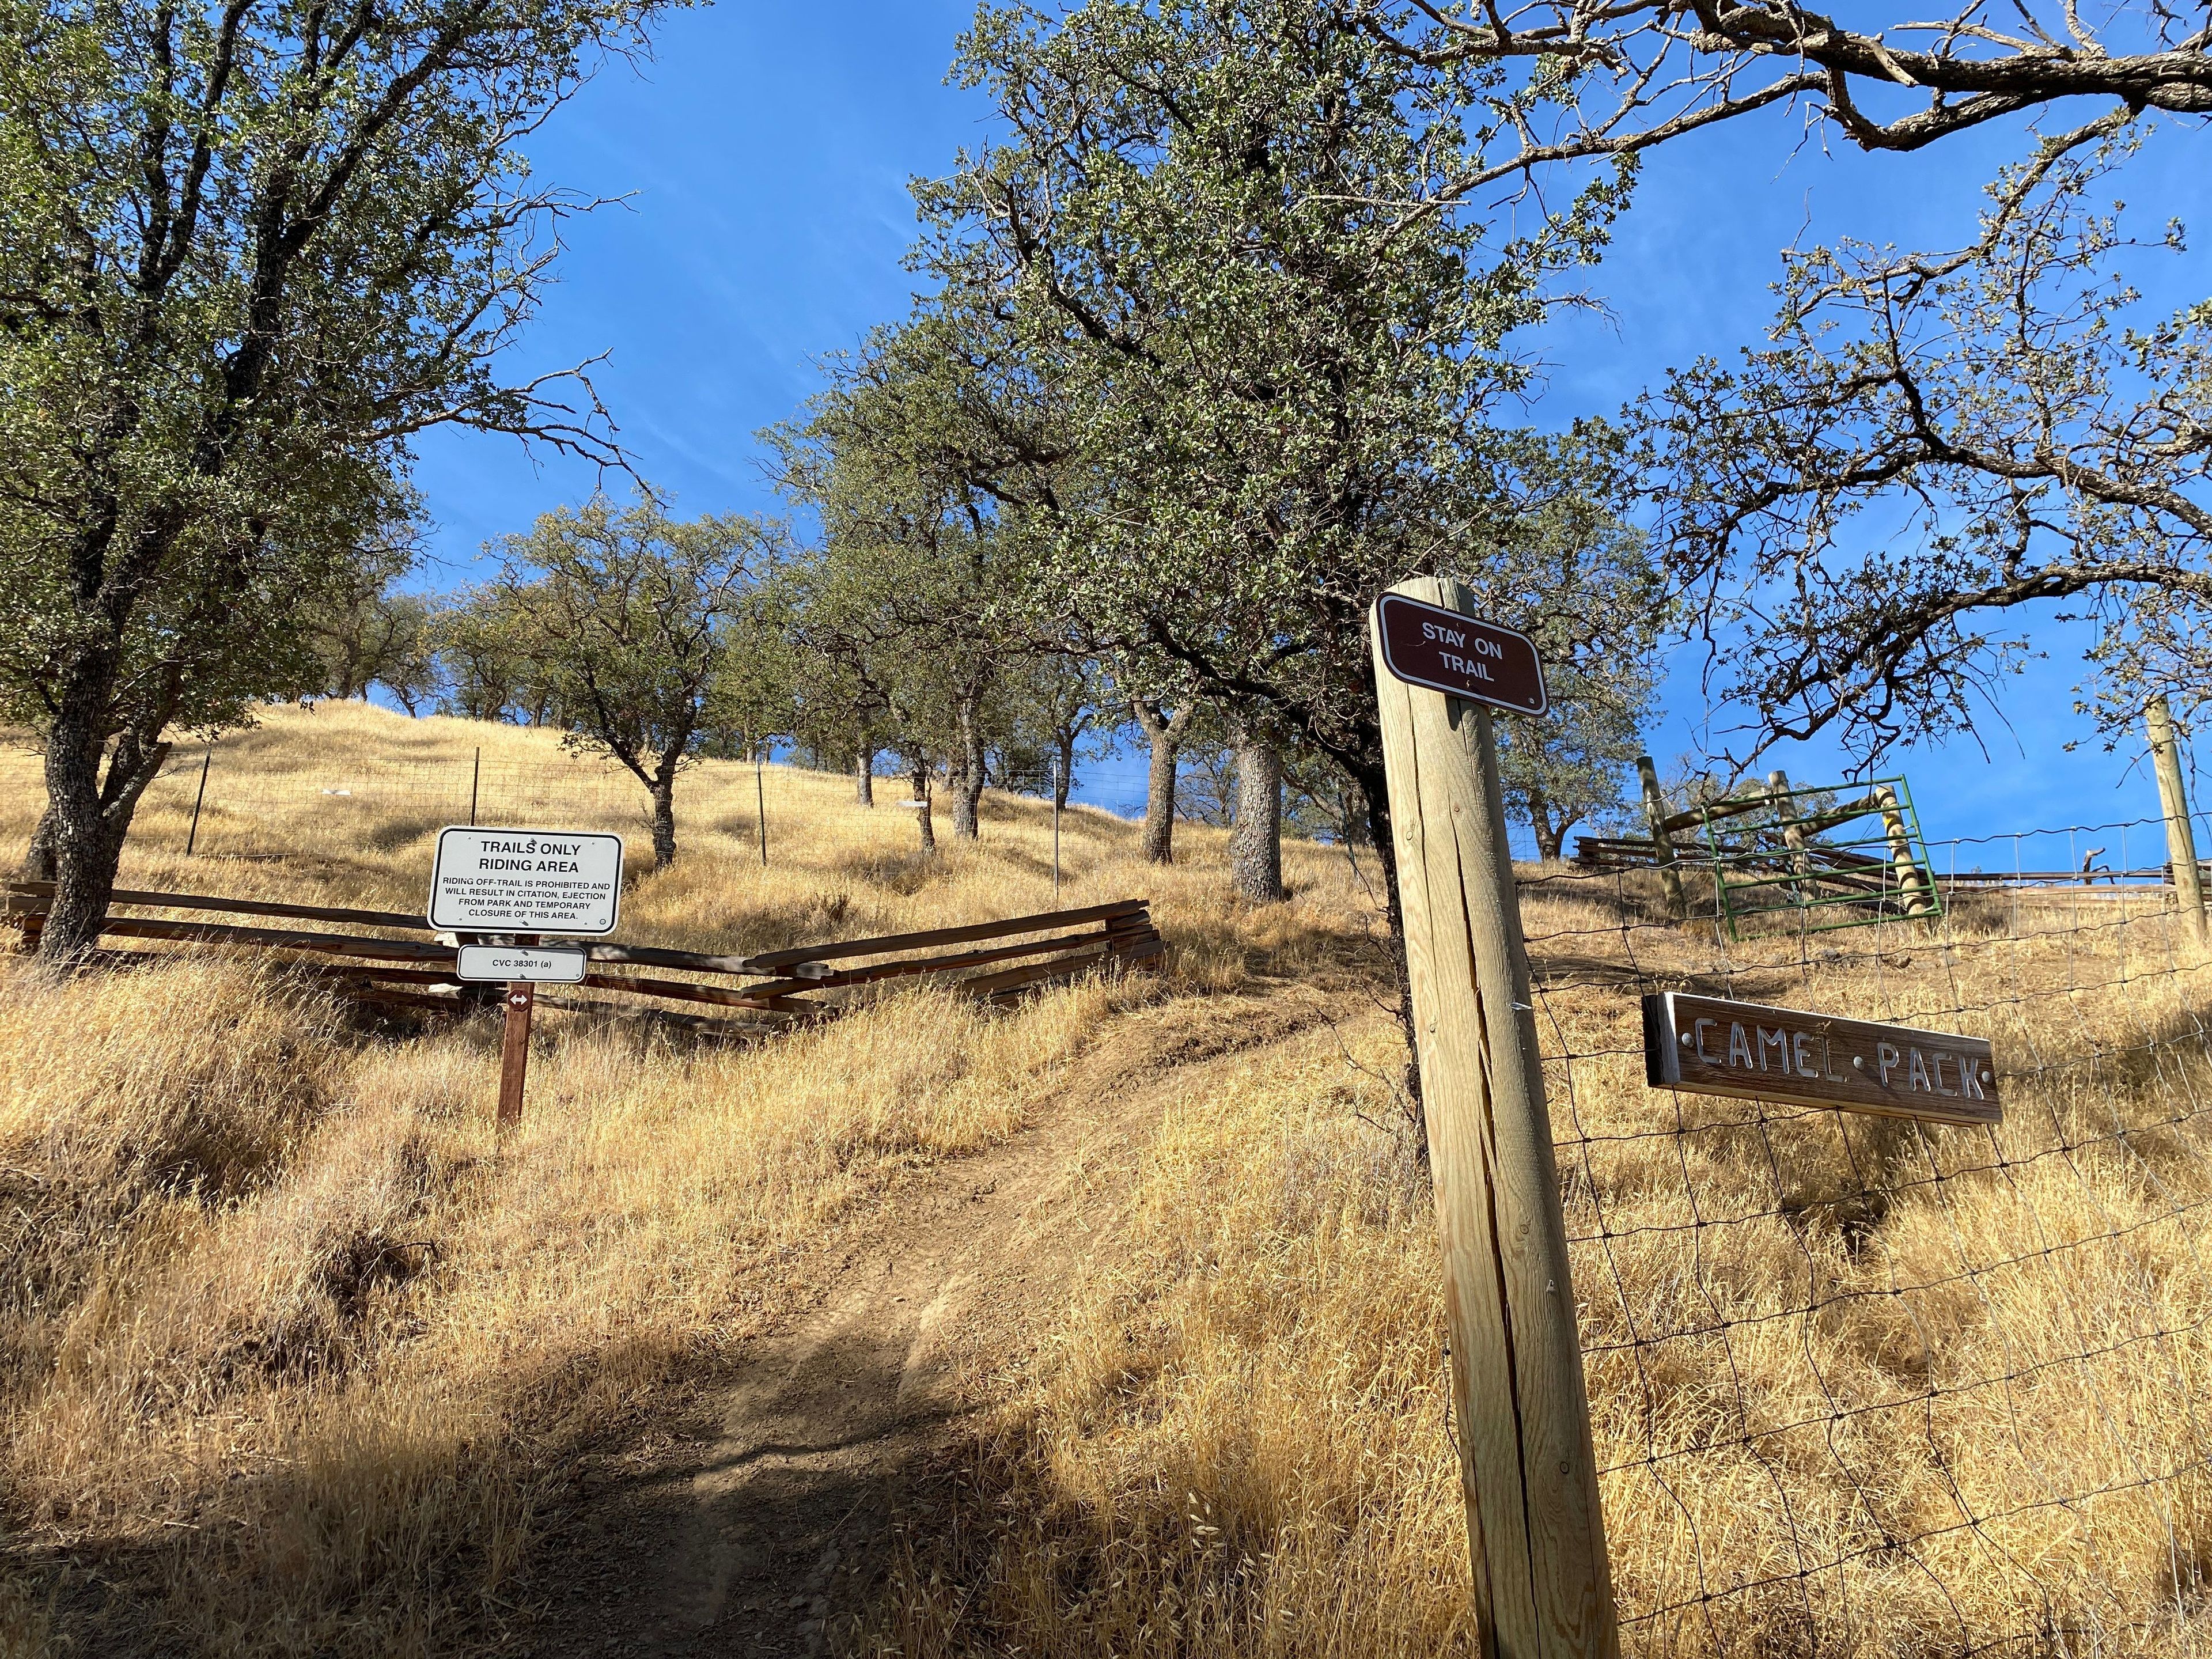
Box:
855, 749, 874, 807
1132, 701, 1193, 865
1142, 731, 1177, 862
648, 775, 677, 867
39, 696, 171, 961
1230, 731, 1284, 903
21, 804, 58, 882
1054, 731, 1075, 810
911, 766, 935, 854
1528, 784, 1563, 862
952, 696, 984, 840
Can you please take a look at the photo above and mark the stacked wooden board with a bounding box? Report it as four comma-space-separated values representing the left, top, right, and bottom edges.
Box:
2, 882, 1165, 1036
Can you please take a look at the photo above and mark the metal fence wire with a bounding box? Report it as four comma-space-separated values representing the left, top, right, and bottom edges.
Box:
126, 743, 1120, 862
1522, 813, 2212, 1657
98, 738, 2212, 1651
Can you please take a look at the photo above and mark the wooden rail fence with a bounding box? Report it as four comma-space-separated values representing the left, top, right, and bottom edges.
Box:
3, 882, 1164, 1036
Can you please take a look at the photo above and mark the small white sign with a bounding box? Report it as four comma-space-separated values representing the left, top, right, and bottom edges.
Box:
429, 827, 624, 935
455, 943, 589, 984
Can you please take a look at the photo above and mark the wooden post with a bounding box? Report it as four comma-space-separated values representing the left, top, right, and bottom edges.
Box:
2147, 696, 2207, 945
1874, 785, 1938, 918
185, 740, 213, 855
1636, 755, 1685, 919
1372, 577, 1618, 1659
1766, 768, 1812, 908
1051, 755, 1062, 899
497, 933, 539, 1128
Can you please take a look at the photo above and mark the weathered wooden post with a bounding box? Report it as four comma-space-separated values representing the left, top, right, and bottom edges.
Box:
1371, 577, 1618, 1659
2147, 695, 2207, 945
498, 966, 536, 1128
1874, 785, 1939, 918
1767, 768, 1812, 908
1635, 755, 1685, 919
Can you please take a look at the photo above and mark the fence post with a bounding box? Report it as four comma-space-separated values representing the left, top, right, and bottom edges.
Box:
497, 990, 535, 1127
469, 748, 480, 827
1766, 768, 1812, 909
184, 738, 215, 855
1051, 754, 1062, 899
2147, 694, 2207, 944
755, 748, 768, 867
1636, 755, 1685, 919
1371, 576, 1618, 1659
1875, 785, 1939, 919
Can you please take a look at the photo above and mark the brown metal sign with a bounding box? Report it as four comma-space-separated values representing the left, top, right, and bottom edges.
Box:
1642, 991, 2001, 1126
1374, 591, 1548, 716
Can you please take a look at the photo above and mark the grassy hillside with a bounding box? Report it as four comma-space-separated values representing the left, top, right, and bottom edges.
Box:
6, 706, 2212, 1657
0, 706, 1379, 1656
885, 888, 2212, 1657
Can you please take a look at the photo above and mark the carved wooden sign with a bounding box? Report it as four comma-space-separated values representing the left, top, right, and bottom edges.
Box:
1642, 991, 2001, 1126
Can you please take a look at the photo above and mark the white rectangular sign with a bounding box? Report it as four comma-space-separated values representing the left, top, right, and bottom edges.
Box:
455, 943, 590, 984
429, 827, 623, 935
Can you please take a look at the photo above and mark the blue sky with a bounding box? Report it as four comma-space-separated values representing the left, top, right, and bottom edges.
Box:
408, 4, 2210, 851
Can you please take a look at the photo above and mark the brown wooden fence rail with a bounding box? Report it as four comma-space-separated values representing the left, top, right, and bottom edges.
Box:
2, 882, 1164, 1036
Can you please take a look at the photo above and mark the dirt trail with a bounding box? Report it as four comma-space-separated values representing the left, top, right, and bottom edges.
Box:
526, 990, 1337, 1658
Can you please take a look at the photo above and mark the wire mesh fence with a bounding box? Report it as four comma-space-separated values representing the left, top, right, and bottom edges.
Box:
62, 729, 2212, 1649
123, 739, 1156, 862
134, 743, 657, 857
1523, 812, 2212, 1656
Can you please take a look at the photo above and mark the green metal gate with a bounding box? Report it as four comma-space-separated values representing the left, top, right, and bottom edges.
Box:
1697, 775, 1943, 940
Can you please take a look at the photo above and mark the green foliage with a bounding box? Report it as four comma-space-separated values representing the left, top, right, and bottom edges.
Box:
307, 547, 438, 709
905, 0, 1653, 821
430, 587, 555, 723
0, 0, 672, 947
770, 335, 1067, 838
1496, 656, 1657, 859
488, 490, 783, 865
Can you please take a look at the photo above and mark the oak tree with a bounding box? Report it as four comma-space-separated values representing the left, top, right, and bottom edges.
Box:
912, 0, 1654, 1093
0, 0, 663, 956
1647, 124, 2212, 761
1361, 0, 2206, 191
493, 492, 776, 868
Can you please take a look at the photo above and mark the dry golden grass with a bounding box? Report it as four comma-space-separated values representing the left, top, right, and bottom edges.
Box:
10, 706, 2212, 1657
876, 880, 2212, 1657
0, 706, 1368, 1656
0, 703, 1376, 986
